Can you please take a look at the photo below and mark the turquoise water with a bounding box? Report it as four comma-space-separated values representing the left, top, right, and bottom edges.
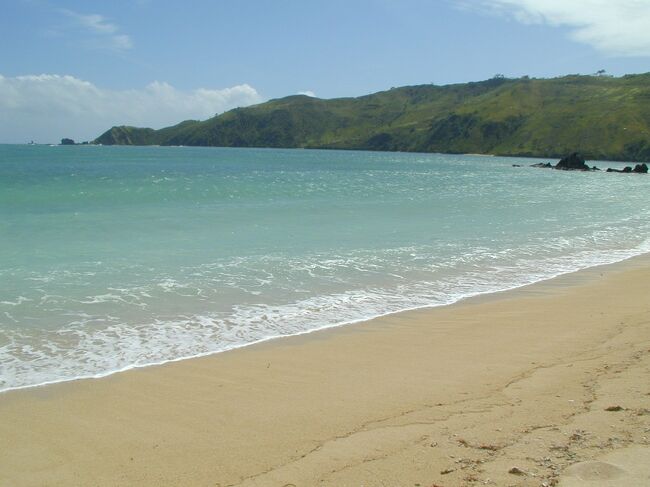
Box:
1, 145, 649, 392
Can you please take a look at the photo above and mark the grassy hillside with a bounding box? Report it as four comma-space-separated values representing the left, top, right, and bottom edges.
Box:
94, 74, 650, 161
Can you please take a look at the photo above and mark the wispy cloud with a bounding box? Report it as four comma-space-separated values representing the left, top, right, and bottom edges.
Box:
61, 9, 133, 51
456, 0, 650, 57
63, 10, 118, 34
109, 34, 133, 50
0, 74, 264, 143
298, 90, 317, 97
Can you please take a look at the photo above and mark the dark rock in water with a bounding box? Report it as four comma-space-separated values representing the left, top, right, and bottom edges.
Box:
512, 164, 521, 167
607, 163, 648, 173
60, 138, 75, 145
555, 152, 590, 170
532, 153, 600, 171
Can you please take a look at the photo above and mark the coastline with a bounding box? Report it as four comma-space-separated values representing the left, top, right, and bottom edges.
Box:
2, 255, 650, 486
4, 243, 650, 395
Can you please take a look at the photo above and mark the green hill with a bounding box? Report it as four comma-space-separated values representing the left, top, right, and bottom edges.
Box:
94, 74, 650, 161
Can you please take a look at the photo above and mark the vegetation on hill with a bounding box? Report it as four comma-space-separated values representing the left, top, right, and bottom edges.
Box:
94, 74, 650, 161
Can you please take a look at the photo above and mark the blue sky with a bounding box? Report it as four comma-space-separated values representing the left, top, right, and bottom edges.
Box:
2, 0, 650, 142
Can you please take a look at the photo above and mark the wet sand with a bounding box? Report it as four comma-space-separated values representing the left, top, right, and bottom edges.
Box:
1, 256, 649, 487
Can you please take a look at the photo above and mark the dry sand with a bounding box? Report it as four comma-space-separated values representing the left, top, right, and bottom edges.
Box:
1, 256, 649, 487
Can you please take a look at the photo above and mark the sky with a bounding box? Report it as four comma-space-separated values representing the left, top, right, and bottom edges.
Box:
2, 0, 650, 143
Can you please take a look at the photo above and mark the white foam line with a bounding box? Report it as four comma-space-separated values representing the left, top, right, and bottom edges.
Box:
2, 246, 649, 395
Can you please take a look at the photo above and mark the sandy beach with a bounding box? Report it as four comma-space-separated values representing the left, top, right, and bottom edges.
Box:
1, 256, 649, 487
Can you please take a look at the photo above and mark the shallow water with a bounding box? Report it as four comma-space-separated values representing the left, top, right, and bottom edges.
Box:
1, 145, 648, 391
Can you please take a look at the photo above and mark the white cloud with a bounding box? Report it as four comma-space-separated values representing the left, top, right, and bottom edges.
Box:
61, 9, 133, 51
458, 0, 650, 57
0, 74, 264, 143
298, 90, 317, 97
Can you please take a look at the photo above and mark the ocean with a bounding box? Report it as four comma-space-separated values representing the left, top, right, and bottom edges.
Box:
1, 145, 649, 392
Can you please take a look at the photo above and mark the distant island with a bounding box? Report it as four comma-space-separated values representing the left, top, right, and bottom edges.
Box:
95, 73, 650, 162
58, 138, 91, 146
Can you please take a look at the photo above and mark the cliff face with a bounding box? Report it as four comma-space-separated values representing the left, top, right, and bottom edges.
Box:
95, 74, 650, 162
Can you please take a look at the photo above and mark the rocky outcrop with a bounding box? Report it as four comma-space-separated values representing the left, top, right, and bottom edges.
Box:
555, 152, 593, 171
529, 153, 647, 174
530, 153, 599, 170
606, 163, 648, 173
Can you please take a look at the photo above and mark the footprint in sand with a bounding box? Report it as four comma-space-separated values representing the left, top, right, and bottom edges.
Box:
559, 446, 650, 486
563, 461, 626, 481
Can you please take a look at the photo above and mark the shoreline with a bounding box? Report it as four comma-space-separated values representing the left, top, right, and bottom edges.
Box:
2, 252, 650, 486
4, 248, 650, 395
15, 143, 648, 164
